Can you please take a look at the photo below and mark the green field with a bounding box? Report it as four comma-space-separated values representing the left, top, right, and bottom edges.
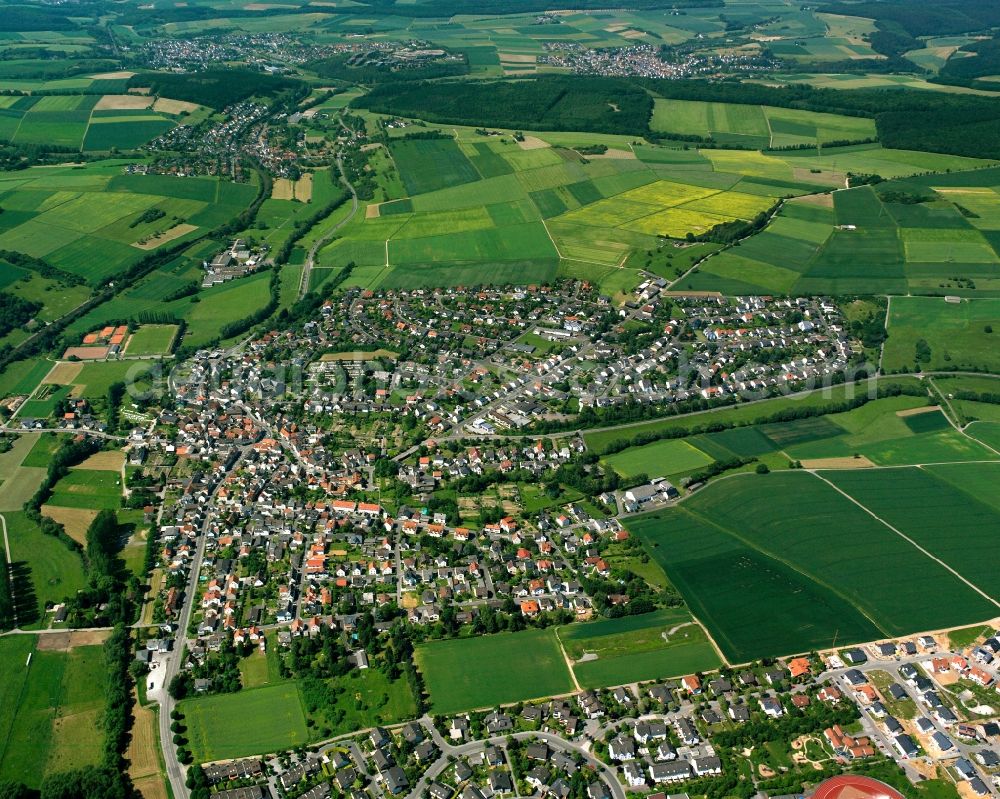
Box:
629, 471, 998, 662
2, 510, 87, 625
0, 637, 106, 786
584, 379, 917, 453
124, 324, 178, 356
604, 437, 714, 478
416, 628, 574, 713
561, 609, 721, 688
390, 138, 481, 196
678, 169, 1000, 296
649, 99, 876, 148
47, 468, 122, 511
825, 467, 1000, 603
180, 668, 416, 761
314, 125, 984, 289
180, 682, 310, 762
883, 297, 1000, 373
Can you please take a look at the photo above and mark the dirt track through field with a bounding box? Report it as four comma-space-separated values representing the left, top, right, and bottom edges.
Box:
811, 470, 1000, 611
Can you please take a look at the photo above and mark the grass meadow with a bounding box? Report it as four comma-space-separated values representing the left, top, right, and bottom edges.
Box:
416, 628, 574, 713
180, 668, 416, 761
0, 637, 106, 786
883, 297, 1000, 373
561, 609, 721, 688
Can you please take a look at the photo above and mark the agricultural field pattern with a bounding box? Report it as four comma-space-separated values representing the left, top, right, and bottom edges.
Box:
4, 2, 1000, 799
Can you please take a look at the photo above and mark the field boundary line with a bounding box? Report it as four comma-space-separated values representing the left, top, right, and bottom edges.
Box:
674, 502, 891, 640
80, 106, 96, 153
763, 105, 773, 149
0, 636, 35, 770
878, 295, 891, 373
540, 219, 564, 260
810, 471, 1000, 611
689, 614, 729, 667
0, 513, 16, 628
554, 626, 582, 692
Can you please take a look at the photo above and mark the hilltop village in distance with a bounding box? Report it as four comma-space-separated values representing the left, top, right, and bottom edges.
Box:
3, 1, 1000, 799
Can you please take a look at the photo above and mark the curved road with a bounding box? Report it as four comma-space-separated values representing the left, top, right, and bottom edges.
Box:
298, 151, 359, 300
412, 717, 626, 799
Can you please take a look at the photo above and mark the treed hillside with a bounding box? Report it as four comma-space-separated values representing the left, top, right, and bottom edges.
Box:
350, 0, 721, 15
937, 35, 1000, 86
356, 75, 1000, 160
308, 52, 470, 84
818, 0, 1000, 38
130, 69, 308, 109
356, 77, 654, 136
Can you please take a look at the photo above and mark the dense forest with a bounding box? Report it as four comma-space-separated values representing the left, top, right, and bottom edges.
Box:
355, 76, 654, 135
129, 69, 308, 109
0, 293, 40, 339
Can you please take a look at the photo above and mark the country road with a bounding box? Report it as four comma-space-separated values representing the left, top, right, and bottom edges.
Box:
298, 150, 359, 300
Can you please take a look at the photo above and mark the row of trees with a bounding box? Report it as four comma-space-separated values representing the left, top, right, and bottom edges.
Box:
597, 381, 923, 456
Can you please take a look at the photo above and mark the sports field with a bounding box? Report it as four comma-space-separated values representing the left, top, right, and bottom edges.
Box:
125, 324, 178, 356
560, 609, 721, 688
629, 471, 999, 662
604, 438, 714, 478
180, 682, 310, 762
180, 668, 415, 761
0, 636, 107, 786
46, 468, 122, 511
415, 628, 574, 713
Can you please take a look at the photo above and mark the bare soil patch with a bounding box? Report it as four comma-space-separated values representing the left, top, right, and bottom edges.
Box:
43, 361, 83, 386
132, 775, 169, 799
802, 455, 876, 469
132, 223, 197, 250
499, 53, 536, 64
586, 148, 636, 160
366, 203, 381, 219
792, 193, 834, 208
37, 629, 112, 651
271, 178, 295, 200
128, 688, 163, 785
152, 97, 199, 115
90, 71, 135, 80
75, 450, 125, 471
295, 173, 313, 202
897, 405, 942, 417
61, 346, 108, 361
40, 505, 98, 544
95, 94, 153, 111
517, 136, 550, 150
793, 167, 844, 187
